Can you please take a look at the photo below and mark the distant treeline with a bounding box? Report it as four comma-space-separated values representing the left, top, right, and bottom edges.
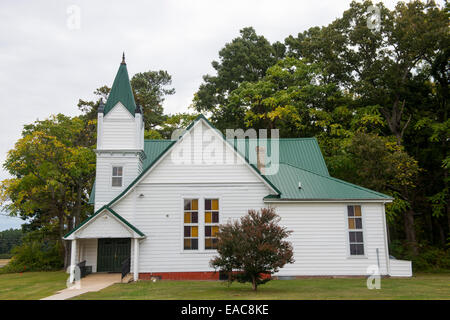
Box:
0, 228, 23, 258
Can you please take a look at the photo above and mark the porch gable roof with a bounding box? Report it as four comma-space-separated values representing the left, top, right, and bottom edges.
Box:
63, 206, 145, 240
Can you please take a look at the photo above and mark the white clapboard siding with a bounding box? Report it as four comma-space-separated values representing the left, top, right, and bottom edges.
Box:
141, 120, 265, 185
95, 102, 144, 211
111, 183, 389, 275
271, 202, 389, 276
77, 211, 134, 239
78, 239, 98, 272
94, 154, 141, 212
112, 183, 271, 273
389, 259, 412, 277
102, 103, 137, 150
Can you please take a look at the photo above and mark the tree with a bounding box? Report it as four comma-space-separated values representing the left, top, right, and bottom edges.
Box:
210, 208, 294, 291
144, 112, 198, 140
0, 228, 22, 256
0, 229, 63, 273
327, 132, 420, 250
131, 70, 175, 130
0, 114, 96, 267
286, 0, 448, 145
223, 57, 348, 136
193, 27, 285, 128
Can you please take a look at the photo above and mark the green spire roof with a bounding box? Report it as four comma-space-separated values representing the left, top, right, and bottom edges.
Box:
103, 57, 137, 116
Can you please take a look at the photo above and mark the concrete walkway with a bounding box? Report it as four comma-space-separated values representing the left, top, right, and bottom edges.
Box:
41, 273, 127, 300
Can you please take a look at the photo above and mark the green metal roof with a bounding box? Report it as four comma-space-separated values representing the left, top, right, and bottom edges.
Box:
230, 138, 329, 176
63, 205, 145, 239
143, 140, 175, 168
103, 62, 136, 116
264, 163, 391, 200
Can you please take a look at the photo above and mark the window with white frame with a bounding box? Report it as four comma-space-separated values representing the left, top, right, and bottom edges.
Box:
204, 199, 219, 250
112, 166, 123, 187
347, 205, 364, 255
183, 199, 199, 250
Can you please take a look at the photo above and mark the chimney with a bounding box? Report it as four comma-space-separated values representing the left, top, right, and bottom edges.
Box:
256, 146, 266, 174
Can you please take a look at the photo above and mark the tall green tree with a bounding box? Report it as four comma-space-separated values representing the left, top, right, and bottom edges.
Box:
286, 0, 448, 146
193, 27, 285, 129
327, 133, 420, 244
224, 57, 348, 137
131, 70, 175, 130
0, 115, 96, 266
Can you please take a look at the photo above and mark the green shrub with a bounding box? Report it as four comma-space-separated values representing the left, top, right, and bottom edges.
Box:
389, 240, 450, 272
0, 240, 64, 274
412, 247, 450, 272
0, 253, 12, 259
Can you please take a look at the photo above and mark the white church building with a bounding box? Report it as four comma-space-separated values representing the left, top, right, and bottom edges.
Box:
64, 57, 412, 280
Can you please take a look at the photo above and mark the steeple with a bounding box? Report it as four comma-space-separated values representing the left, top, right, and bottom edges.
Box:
102, 54, 136, 116
94, 55, 145, 210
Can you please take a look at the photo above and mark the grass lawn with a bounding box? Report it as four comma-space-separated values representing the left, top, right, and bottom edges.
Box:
0, 271, 68, 300
73, 273, 450, 300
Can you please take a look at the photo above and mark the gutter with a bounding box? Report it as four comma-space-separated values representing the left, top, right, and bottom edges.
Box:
263, 199, 393, 203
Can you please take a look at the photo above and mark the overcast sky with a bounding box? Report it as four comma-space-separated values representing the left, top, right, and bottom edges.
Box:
0, 0, 434, 229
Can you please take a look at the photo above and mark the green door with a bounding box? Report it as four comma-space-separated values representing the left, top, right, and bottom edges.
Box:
97, 238, 131, 272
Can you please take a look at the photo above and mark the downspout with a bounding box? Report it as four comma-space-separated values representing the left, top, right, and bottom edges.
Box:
376, 248, 380, 270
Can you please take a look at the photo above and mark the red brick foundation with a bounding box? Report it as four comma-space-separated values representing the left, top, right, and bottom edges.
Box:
139, 271, 220, 280
139, 271, 272, 281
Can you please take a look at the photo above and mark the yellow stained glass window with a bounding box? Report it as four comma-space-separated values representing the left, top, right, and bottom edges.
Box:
348, 218, 355, 229
205, 198, 219, 250
347, 205, 364, 255
191, 226, 198, 237
192, 199, 198, 210
184, 199, 199, 250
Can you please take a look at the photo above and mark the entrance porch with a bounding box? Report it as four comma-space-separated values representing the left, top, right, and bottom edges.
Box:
63, 206, 146, 282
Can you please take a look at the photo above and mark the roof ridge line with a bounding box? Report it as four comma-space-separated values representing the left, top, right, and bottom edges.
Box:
227, 137, 317, 141
278, 162, 392, 199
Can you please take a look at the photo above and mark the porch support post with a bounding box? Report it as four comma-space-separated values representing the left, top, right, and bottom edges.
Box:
133, 238, 139, 281
69, 239, 77, 283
